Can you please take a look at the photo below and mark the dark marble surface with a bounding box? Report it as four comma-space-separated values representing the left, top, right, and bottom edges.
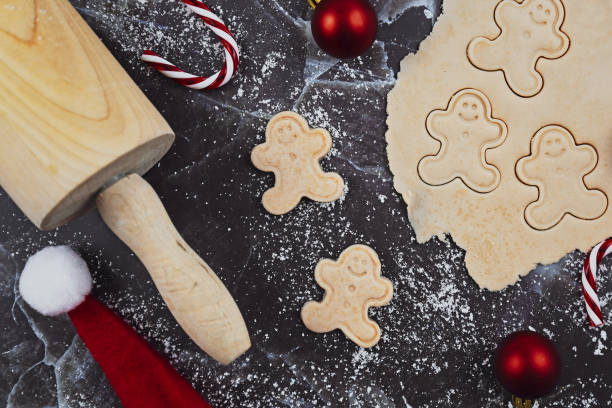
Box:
0, 0, 610, 407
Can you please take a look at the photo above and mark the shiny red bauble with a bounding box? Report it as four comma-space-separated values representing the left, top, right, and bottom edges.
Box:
311, 0, 378, 59
494, 331, 562, 399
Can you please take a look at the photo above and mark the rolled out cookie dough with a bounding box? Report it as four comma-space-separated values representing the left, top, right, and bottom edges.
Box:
386, 0, 612, 290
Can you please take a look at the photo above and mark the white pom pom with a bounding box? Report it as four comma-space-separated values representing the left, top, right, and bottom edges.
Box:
19, 246, 92, 316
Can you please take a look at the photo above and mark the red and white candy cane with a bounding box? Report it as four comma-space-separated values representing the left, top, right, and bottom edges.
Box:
141, 0, 239, 90
582, 238, 612, 327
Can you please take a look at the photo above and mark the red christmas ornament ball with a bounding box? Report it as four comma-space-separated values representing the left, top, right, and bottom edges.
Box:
311, 0, 378, 59
494, 331, 562, 399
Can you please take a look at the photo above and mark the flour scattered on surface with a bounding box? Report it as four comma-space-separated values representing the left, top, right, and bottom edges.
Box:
0, 0, 609, 407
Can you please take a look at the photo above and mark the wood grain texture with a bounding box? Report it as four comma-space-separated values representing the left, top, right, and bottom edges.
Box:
97, 174, 251, 365
0, 0, 174, 229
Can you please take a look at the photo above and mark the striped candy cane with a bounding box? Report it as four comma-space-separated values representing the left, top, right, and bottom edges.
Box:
141, 0, 239, 90
582, 238, 612, 327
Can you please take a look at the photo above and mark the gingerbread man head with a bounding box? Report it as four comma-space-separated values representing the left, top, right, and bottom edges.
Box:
453, 92, 487, 123
525, 0, 563, 28
267, 115, 304, 146
537, 127, 571, 158
512, 0, 567, 53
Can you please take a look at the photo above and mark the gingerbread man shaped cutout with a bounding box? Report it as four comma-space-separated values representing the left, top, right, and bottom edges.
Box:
516, 125, 608, 230
251, 112, 344, 215
467, 0, 570, 97
417, 89, 508, 193
301, 245, 393, 348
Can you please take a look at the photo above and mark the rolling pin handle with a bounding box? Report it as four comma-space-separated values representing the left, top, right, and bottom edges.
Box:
96, 174, 250, 365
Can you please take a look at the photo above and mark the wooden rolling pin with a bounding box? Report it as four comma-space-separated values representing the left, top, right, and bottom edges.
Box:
0, 0, 250, 365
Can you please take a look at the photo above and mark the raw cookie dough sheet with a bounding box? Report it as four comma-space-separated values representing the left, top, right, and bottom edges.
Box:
387, 0, 612, 290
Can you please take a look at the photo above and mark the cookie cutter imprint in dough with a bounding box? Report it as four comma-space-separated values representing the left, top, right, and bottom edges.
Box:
301, 245, 393, 348
515, 125, 608, 230
251, 112, 344, 215
467, 0, 570, 97
417, 88, 508, 193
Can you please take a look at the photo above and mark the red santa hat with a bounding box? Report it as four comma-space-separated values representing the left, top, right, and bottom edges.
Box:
19, 246, 213, 408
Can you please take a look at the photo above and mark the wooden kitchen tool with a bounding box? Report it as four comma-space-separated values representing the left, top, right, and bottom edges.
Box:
0, 0, 250, 365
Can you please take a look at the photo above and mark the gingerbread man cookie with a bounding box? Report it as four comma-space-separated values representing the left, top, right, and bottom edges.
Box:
301, 245, 393, 348
251, 112, 344, 215
516, 125, 608, 230
417, 89, 508, 193
467, 0, 570, 97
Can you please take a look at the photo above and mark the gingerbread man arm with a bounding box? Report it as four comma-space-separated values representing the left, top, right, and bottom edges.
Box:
575, 144, 598, 174
494, 0, 523, 30
251, 143, 280, 171
300, 260, 339, 334
546, 0, 570, 59
515, 153, 539, 183
308, 129, 333, 160
466, 0, 522, 70
481, 119, 507, 147
425, 109, 450, 146
517, 130, 550, 181
362, 277, 393, 309
546, 29, 570, 59
313, 259, 338, 294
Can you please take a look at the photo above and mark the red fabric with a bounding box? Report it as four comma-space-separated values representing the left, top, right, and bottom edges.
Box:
68, 295, 213, 408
